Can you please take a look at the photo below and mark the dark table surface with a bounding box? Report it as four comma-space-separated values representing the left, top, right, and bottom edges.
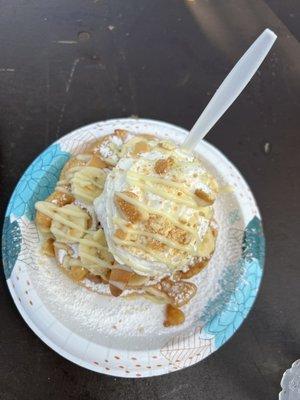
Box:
0, 1, 299, 399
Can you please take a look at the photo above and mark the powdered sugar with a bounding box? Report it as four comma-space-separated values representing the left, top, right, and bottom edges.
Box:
99, 142, 113, 158
28, 180, 241, 351
196, 218, 210, 240
27, 129, 245, 352
98, 135, 125, 161
110, 135, 123, 147
6, 119, 261, 378
195, 181, 211, 195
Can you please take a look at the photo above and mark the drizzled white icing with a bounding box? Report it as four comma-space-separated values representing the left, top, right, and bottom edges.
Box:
95, 144, 217, 279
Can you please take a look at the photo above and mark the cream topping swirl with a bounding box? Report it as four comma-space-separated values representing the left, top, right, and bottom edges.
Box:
94, 142, 218, 278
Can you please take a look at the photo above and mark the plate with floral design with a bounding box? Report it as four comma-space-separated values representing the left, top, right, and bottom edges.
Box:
2, 118, 265, 377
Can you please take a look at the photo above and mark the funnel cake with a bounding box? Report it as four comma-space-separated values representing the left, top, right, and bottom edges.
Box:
35, 130, 218, 327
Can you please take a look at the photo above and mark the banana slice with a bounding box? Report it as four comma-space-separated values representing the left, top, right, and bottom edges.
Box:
56, 155, 91, 193
53, 241, 79, 266
53, 241, 88, 281
35, 191, 74, 233
78, 229, 114, 277
73, 201, 98, 231
71, 166, 106, 204
50, 204, 89, 243
60, 154, 90, 180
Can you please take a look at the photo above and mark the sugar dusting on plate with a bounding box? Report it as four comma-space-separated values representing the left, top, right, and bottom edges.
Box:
29, 191, 237, 350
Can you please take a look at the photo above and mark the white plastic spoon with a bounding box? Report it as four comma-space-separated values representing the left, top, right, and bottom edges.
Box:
182, 28, 277, 150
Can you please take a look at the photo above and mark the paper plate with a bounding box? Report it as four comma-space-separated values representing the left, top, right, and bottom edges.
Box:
2, 118, 265, 377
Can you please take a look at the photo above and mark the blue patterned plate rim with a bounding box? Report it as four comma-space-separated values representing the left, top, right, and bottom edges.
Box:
2, 118, 265, 377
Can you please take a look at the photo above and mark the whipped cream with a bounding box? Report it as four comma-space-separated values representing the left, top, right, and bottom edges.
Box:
94, 141, 218, 279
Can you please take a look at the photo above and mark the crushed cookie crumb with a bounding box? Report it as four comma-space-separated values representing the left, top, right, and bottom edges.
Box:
168, 226, 189, 245
164, 304, 185, 327
195, 188, 214, 205
148, 239, 165, 251
159, 278, 197, 307
178, 259, 208, 279
114, 228, 126, 240
145, 214, 172, 235
154, 157, 174, 175
115, 191, 142, 223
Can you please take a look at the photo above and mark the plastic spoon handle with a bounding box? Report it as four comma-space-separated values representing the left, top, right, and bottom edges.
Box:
183, 29, 277, 149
